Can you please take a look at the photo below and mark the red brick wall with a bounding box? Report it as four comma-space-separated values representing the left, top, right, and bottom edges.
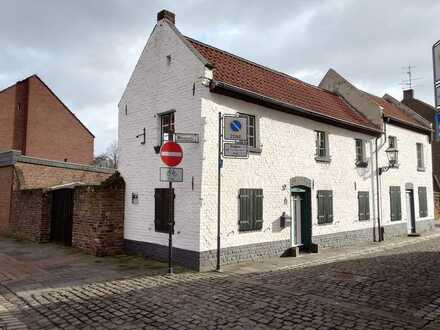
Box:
14, 162, 111, 190
13, 79, 29, 153
0, 86, 16, 151
0, 166, 13, 234
25, 76, 94, 164
72, 177, 125, 256
9, 189, 51, 242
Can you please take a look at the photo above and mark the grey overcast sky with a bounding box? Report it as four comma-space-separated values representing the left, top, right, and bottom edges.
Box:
1, 1, 439, 155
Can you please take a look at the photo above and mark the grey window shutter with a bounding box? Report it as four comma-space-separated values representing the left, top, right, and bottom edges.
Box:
315, 132, 319, 156
358, 192, 370, 221
239, 189, 250, 231
317, 191, 326, 224
255, 189, 264, 230
318, 190, 333, 224
326, 190, 333, 223
325, 133, 330, 158
418, 187, 427, 217
365, 193, 370, 219
390, 186, 401, 221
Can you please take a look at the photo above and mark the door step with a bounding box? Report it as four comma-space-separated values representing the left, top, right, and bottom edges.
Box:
408, 233, 421, 237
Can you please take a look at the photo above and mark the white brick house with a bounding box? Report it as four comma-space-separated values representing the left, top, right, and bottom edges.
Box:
118, 10, 435, 270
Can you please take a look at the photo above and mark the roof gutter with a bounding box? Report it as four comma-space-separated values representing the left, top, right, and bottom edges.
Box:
383, 115, 432, 136
210, 80, 383, 137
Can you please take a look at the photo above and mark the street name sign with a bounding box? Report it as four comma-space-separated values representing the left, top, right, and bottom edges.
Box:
160, 141, 183, 167
223, 142, 249, 158
223, 116, 248, 142
160, 167, 183, 182
175, 133, 199, 144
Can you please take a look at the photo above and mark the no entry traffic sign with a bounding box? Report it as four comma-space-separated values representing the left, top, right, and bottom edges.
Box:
160, 141, 183, 167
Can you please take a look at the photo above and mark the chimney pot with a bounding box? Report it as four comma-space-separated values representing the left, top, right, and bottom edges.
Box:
157, 10, 175, 24
403, 89, 414, 100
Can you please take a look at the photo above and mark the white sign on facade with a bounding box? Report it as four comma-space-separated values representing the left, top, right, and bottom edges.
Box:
223, 116, 248, 142
223, 143, 249, 158
160, 167, 183, 182
175, 133, 199, 144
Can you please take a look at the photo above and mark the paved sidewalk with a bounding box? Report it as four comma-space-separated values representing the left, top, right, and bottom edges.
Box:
223, 228, 440, 274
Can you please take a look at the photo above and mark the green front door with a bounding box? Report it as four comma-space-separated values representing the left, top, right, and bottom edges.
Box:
291, 187, 312, 250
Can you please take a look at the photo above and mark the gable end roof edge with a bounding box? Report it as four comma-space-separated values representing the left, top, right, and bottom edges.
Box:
31, 75, 95, 138
211, 80, 382, 136
165, 22, 213, 69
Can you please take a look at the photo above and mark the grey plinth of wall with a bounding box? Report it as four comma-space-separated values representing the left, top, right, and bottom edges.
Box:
124, 218, 436, 271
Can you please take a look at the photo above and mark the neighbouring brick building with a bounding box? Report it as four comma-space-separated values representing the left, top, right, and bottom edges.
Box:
0, 150, 114, 235
0, 75, 94, 164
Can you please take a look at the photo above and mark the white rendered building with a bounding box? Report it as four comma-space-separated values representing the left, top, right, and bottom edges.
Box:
118, 10, 434, 270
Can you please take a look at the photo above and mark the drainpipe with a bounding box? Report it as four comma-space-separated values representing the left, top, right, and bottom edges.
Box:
375, 137, 383, 242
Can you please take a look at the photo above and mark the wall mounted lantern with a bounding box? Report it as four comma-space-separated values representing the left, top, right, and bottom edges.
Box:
379, 147, 399, 175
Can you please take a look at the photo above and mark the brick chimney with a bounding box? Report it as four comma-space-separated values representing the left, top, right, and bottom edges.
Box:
157, 10, 175, 24
403, 89, 414, 100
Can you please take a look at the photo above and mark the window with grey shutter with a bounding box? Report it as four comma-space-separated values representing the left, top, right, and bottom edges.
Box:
417, 143, 425, 171
317, 190, 333, 224
358, 191, 370, 221
389, 186, 402, 221
238, 113, 261, 152
239, 189, 263, 232
315, 131, 331, 162
418, 186, 428, 217
154, 188, 174, 233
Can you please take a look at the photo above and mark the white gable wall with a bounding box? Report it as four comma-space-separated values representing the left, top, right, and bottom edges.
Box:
118, 20, 208, 252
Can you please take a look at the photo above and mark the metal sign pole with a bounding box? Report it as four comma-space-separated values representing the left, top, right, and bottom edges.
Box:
168, 180, 174, 274
217, 112, 222, 272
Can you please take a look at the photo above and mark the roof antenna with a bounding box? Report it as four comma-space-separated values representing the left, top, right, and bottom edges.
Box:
400, 64, 422, 89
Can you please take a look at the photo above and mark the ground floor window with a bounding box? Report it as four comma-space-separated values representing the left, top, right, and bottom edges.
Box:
154, 188, 174, 233
238, 189, 263, 232
418, 186, 427, 217
317, 190, 333, 224
358, 191, 370, 221
389, 186, 402, 221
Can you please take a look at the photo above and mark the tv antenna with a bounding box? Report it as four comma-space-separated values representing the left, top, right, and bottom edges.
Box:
400, 64, 422, 89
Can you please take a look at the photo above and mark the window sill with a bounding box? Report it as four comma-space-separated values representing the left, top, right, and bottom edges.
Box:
355, 161, 368, 168
417, 167, 426, 172
249, 147, 262, 154
315, 156, 331, 163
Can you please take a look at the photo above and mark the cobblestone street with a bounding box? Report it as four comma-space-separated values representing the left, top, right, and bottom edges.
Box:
2, 234, 440, 329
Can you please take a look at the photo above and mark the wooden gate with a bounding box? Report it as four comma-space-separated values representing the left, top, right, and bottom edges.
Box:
50, 189, 74, 246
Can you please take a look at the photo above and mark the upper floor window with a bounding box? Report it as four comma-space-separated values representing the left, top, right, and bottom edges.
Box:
160, 112, 175, 144
416, 143, 425, 171
388, 136, 397, 149
315, 131, 330, 162
238, 113, 260, 151
355, 139, 367, 167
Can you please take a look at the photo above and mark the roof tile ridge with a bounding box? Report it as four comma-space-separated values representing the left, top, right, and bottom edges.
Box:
184, 36, 332, 94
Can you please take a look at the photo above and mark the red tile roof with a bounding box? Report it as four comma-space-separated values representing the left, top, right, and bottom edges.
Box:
368, 94, 430, 131
186, 37, 379, 132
